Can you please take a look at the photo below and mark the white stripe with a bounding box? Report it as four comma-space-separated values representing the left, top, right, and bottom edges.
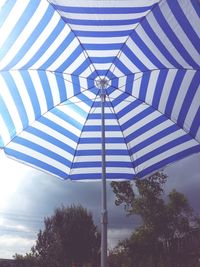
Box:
128, 119, 174, 149
11, 72, 35, 123
120, 104, 148, 125
79, 36, 126, 44
71, 167, 134, 175
147, 12, 190, 67
171, 71, 195, 124
49, 0, 158, 8
0, 1, 49, 69
64, 97, 90, 113
20, 131, 74, 160
60, 11, 149, 20
87, 50, 118, 58
77, 143, 128, 150
31, 26, 71, 69
123, 111, 161, 137
126, 38, 157, 70
137, 139, 198, 172
184, 85, 200, 132
62, 52, 86, 73
162, 2, 200, 67
0, 1, 29, 50
117, 51, 141, 74
0, 115, 11, 146
46, 72, 61, 106
47, 38, 80, 71
81, 131, 123, 138
136, 26, 173, 68
85, 119, 118, 126
69, 24, 138, 32
29, 71, 48, 115
0, 75, 23, 134
135, 129, 186, 159
158, 70, 178, 114
45, 111, 83, 136
32, 121, 77, 149
7, 142, 69, 173
179, 0, 200, 38
145, 70, 160, 105
74, 155, 131, 162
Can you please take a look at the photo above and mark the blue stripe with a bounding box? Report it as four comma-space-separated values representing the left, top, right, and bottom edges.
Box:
177, 72, 200, 128
79, 137, 125, 144
76, 149, 129, 156
73, 30, 132, 37
72, 161, 132, 168
90, 57, 115, 64
190, 107, 200, 139
130, 32, 166, 69
130, 124, 179, 155
139, 72, 151, 101
55, 45, 83, 72
40, 32, 75, 69
63, 17, 141, 26
126, 115, 167, 143
54, 74, 67, 102
4, 4, 55, 69
0, 0, 16, 27
138, 145, 200, 178
26, 126, 75, 155
38, 71, 54, 110
0, 1, 39, 62
0, 96, 15, 146
39, 116, 80, 142
51, 108, 83, 131
165, 70, 186, 117
83, 43, 122, 50
71, 57, 92, 76
5, 147, 67, 179
20, 71, 41, 118
69, 173, 133, 180
153, 6, 200, 69
22, 20, 65, 69
13, 136, 71, 167
53, 5, 154, 14
152, 70, 168, 109
123, 44, 148, 71
122, 106, 154, 130
141, 19, 182, 68
112, 58, 133, 75
134, 134, 192, 167
115, 99, 141, 119
191, 0, 200, 17
2, 72, 28, 128
168, 0, 200, 55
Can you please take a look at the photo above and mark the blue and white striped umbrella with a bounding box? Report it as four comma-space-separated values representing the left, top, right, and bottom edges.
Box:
0, 1, 200, 265
0, 0, 199, 181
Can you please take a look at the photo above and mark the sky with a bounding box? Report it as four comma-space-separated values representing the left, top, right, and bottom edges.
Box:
0, 150, 200, 259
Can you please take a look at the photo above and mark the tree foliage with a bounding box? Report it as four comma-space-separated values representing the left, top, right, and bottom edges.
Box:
110, 172, 200, 267
14, 205, 100, 267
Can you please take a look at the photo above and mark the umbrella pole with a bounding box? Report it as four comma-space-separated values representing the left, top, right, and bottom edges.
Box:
101, 86, 107, 267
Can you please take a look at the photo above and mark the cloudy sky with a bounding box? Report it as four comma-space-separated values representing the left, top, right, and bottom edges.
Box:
0, 150, 200, 259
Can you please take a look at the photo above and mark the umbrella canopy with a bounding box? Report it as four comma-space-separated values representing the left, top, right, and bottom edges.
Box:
0, 1, 200, 266
0, 0, 199, 181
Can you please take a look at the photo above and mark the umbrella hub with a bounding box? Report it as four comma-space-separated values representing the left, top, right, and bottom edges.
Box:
95, 77, 110, 90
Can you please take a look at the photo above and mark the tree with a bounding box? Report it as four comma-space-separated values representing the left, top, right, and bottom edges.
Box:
14, 205, 100, 267
111, 172, 200, 267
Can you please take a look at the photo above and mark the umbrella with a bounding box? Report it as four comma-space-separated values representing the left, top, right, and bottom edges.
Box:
0, 0, 200, 266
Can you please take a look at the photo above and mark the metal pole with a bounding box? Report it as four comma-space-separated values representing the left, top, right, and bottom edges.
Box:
101, 86, 107, 267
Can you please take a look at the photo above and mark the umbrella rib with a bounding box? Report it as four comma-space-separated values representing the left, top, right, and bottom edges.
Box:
112, 86, 200, 146
1, 84, 99, 149
104, 0, 164, 79
109, 68, 200, 81
68, 92, 100, 178
47, 0, 100, 78
106, 94, 138, 176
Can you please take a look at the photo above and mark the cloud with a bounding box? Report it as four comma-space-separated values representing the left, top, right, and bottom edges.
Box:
0, 235, 35, 259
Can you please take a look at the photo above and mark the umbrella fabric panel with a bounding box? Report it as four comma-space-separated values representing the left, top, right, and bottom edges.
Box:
0, 0, 93, 75
49, 0, 159, 73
